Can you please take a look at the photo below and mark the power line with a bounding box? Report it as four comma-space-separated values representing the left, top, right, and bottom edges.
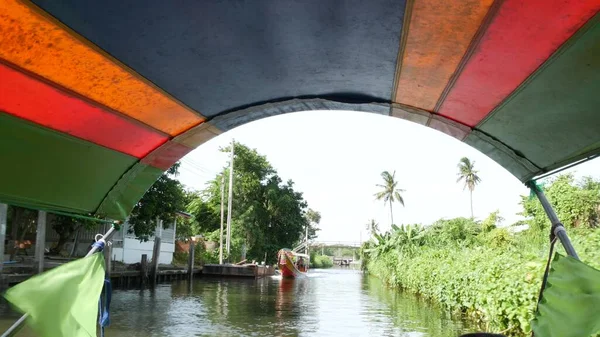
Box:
181, 157, 221, 175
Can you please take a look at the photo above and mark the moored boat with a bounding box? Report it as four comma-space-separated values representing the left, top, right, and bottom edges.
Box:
277, 249, 309, 278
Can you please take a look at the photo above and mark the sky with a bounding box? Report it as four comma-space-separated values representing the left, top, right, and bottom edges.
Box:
177, 110, 600, 243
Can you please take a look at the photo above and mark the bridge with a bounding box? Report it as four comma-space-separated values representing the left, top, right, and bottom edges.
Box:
309, 241, 362, 248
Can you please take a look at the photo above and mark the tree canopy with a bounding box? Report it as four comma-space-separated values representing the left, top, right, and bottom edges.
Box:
185, 142, 317, 263
128, 163, 187, 240
520, 173, 600, 232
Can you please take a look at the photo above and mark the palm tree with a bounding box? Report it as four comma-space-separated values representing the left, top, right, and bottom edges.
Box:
456, 157, 481, 218
374, 170, 405, 225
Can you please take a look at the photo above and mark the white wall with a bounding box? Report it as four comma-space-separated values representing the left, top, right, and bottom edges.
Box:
43, 219, 177, 265
112, 239, 174, 264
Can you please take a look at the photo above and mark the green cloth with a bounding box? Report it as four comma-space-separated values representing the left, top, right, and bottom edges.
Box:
531, 253, 600, 337
3, 253, 105, 337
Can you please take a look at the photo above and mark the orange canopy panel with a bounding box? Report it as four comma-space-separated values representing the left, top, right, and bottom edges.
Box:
0, 0, 598, 219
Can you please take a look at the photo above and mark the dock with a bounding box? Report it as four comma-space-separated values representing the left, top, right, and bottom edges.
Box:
202, 264, 276, 278
2, 266, 203, 288
1, 263, 274, 290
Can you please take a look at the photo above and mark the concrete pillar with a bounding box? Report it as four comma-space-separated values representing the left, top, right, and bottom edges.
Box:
35, 211, 47, 274
0, 204, 7, 274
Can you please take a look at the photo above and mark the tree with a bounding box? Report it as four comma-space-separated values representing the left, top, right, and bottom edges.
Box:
49, 214, 95, 255
366, 219, 379, 238
374, 170, 405, 225
259, 176, 310, 261
174, 190, 204, 240
520, 174, 600, 231
128, 162, 186, 240
187, 194, 220, 234
194, 142, 316, 263
8, 206, 38, 260
305, 208, 321, 240
306, 208, 321, 224
481, 210, 504, 233
456, 157, 481, 218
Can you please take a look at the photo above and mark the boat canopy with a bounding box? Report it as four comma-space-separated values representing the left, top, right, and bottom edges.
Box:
279, 249, 309, 259
0, 0, 599, 220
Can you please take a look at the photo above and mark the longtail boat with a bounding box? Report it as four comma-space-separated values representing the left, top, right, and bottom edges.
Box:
277, 249, 309, 278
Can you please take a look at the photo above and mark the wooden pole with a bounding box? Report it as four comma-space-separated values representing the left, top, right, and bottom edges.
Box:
34, 211, 47, 274
150, 220, 162, 287
140, 254, 148, 289
187, 240, 195, 283
0, 204, 7, 274
151, 237, 161, 286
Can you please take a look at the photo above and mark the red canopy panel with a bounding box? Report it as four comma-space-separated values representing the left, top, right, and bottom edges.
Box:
438, 0, 599, 126
0, 61, 168, 158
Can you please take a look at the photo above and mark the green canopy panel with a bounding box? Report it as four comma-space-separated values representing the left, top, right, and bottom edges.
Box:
531, 253, 600, 337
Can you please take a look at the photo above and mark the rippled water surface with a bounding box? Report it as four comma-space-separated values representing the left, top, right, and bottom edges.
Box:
1, 268, 476, 336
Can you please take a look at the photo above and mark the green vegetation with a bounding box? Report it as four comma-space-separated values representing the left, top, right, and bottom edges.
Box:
180, 142, 318, 264
128, 163, 187, 240
366, 219, 379, 238
49, 214, 96, 255
309, 252, 333, 268
362, 173, 600, 336
173, 241, 219, 267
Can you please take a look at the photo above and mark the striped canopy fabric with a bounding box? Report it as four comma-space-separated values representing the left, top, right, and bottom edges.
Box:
0, 0, 599, 220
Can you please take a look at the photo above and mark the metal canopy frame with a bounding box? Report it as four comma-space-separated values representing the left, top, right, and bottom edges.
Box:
526, 181, 579, 260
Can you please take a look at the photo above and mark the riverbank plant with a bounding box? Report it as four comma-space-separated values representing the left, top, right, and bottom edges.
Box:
173, 241, 219, 266
361, 174, 600, 336
310, 254, 334, 268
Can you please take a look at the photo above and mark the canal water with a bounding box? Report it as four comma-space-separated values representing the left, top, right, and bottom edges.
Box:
1, 268, 477, 336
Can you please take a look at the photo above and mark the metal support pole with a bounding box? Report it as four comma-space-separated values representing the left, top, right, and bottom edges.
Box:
2, 225, 118, 337
527, 182, 579, 260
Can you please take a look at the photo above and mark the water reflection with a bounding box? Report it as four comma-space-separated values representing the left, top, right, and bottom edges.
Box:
0, 269, 476, 336
361, 276, 475, 337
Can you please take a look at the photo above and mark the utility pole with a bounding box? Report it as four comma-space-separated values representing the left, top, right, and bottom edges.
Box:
219, 173, 225, 264
225, 139, 235, 257
305, 224, 309, 256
